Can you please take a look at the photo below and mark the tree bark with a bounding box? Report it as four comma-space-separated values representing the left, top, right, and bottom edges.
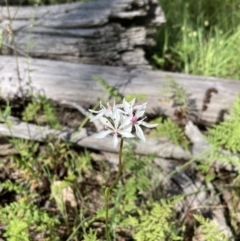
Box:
0, 0, 165, 69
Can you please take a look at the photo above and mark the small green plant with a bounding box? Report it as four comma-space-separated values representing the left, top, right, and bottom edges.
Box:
0, 100, 12, 124
67, 149, 93, 180
123, 143, 156, 196
9, 139, 40, 183
0, 180, 28, 196
22, 95, 61, 129
207, 95, 240, 153
193, 214, 229, 241
201, 94, 240, 180
161, 77, 188, 106
51, 178, 74, 223
0, 199, 60, 241
83, 229, 99, 241
150, 117, 190, 150
121, 199, 183, 241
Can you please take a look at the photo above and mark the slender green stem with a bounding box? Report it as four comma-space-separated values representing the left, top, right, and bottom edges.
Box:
105, 137, 124, 241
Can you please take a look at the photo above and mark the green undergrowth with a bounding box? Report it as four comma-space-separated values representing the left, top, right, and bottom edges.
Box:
0, 128, 185, 240
207, 95, 240, 153
154, 0, 240, 80
150, 117, 190, 150
200, 94, 240, 180
0, 85, 239, 240
0, 199, 60, 241
22, 95, 61, 129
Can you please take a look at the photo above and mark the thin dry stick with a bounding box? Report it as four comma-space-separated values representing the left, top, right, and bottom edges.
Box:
2, 41, 29, 57
4, 0, 32, 138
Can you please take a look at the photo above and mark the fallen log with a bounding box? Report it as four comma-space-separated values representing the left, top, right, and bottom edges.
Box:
0, 116, 237, 173
0, 117, 191, 160
0, 56, 239, 126
0, 0, 165, 69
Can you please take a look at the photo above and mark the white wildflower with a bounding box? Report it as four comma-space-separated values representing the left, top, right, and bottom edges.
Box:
89, 98, 158, 147
94, 116, 134, 148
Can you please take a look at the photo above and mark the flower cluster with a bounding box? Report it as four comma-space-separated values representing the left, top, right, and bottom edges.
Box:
89, 98, 158, 148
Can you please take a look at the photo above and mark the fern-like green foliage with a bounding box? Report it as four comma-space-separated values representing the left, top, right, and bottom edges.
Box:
22, 95, 61, 129
0, 199, 60, 241
161, 77, 188, 106
207, 95, 240, 153
9, 139, 40, 181
70, 149, 93, 179
121, 199, 183, 241
0, 180, 27, 195
22, 101, 41, 122
193, 214, 229, 241
83, 229, 99, 241
123, 142, 155, 194
150, 117, 190, 150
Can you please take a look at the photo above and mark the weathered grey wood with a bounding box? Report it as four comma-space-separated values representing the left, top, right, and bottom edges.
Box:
0, 56, 239, 126
0, 115, 237, 173
0, 0, 165, 68
0, 117, 191, 160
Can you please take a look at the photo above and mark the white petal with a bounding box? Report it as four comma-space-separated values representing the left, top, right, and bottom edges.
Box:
134, 102, 147, 111
129, 98, 136, 107
120, 117, 131, 129
112, 134, 119, 148
141, 121, 158, 128
115, 103, 123, 108
89, 109, 101, 113
113, 99, 116, 108
99, 117, 114, 129
113, 117, 120, 129
123, 98, 133, 115
104, 109, 113, 117
135, 109, 145, 119
94, 130, 112, 138
100, 101, 106, 109
119, 131, 135, 138
123, 124, 133, 133
90, 112, 104, 121
112, 109, 121, 124
135, 124, 146, 142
